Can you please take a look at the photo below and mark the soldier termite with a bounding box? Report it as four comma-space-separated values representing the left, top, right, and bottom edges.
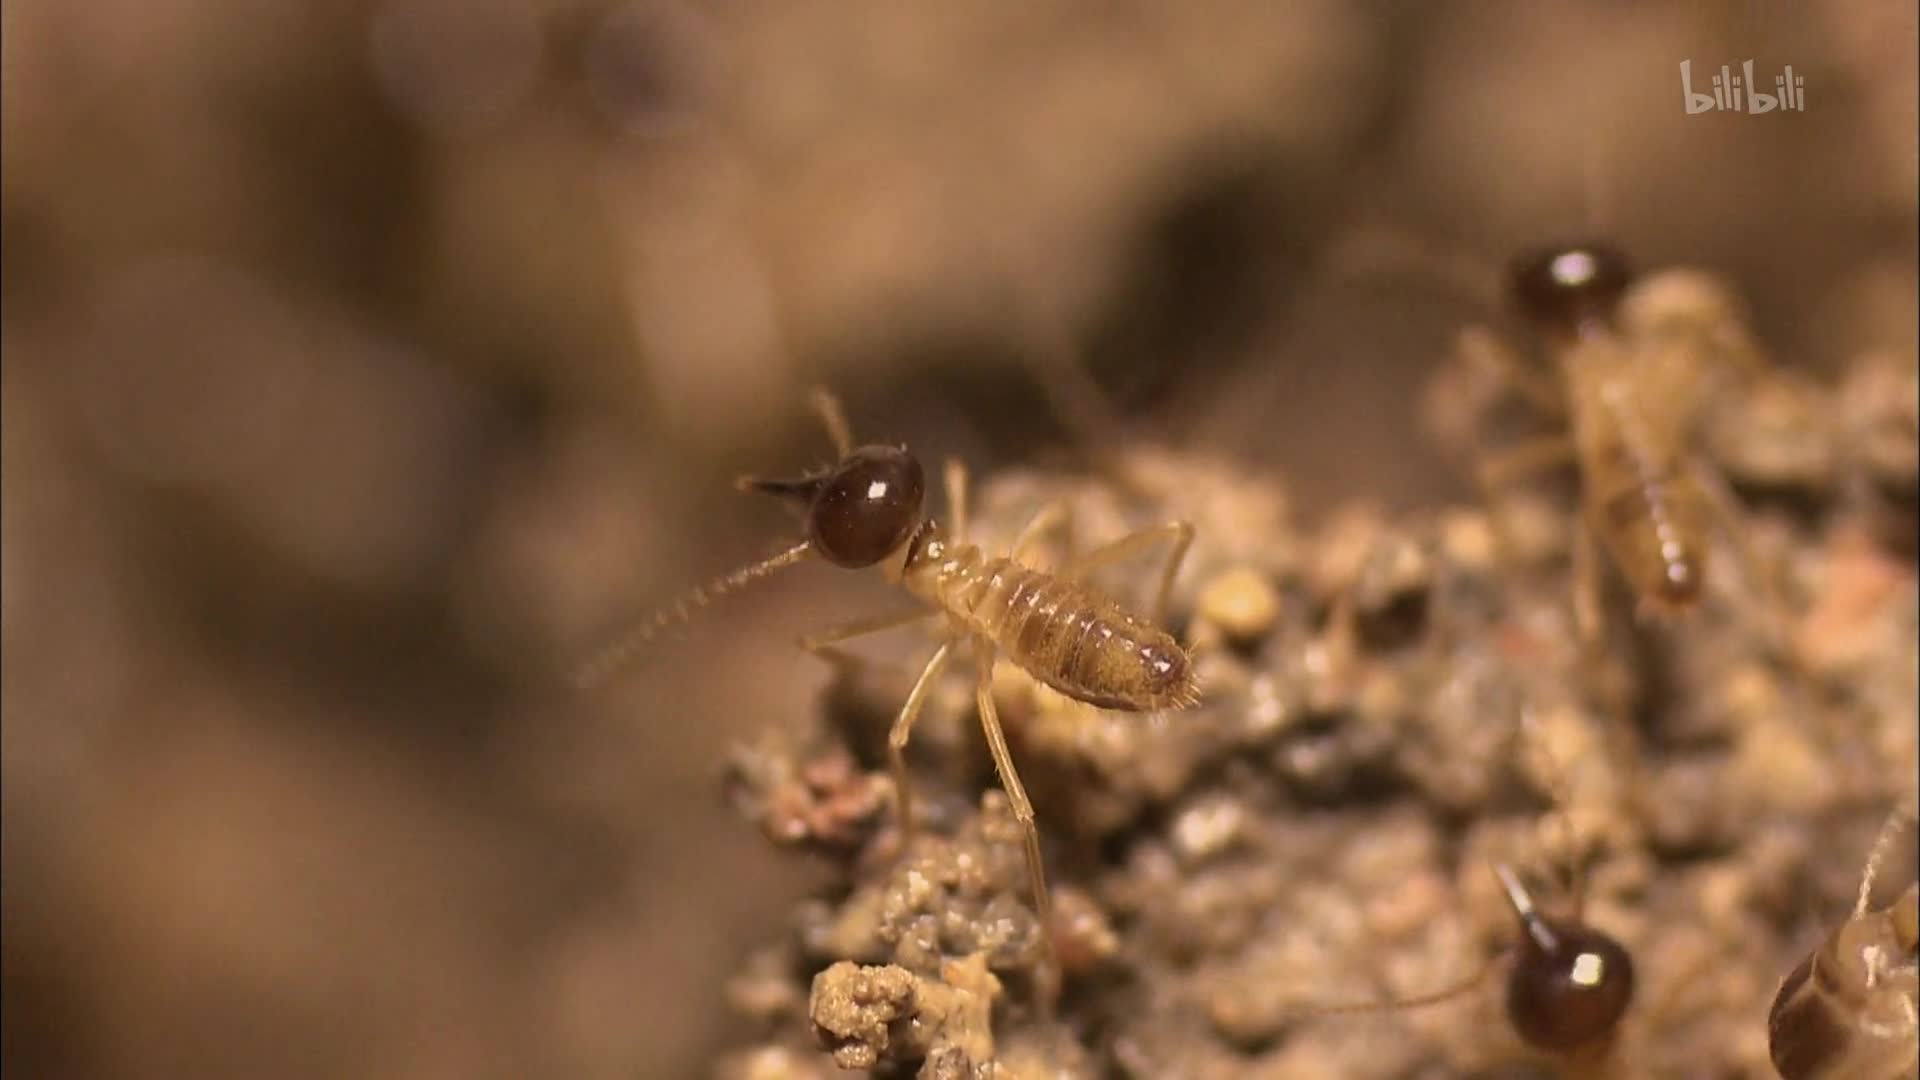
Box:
572, 387, 1201, 997
1768, 805, 1920, 1080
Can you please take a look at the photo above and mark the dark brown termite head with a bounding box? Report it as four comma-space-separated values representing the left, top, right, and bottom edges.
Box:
1271, 863, 1637, 1056
1495, 865, 1635, 1053
747, 445, 926, 568
1508, 243, 1634, 341
1505, 918, 1636, 1051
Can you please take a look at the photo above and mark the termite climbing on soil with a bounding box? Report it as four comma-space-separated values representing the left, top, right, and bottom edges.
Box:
572, 387, 1200, 995
1464, 241, 1772, 646
1768, 804, 1920, 1080
1341, 222, 1780, 650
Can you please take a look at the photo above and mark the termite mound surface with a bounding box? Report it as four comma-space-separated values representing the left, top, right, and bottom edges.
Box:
713, 390, 1916, 1079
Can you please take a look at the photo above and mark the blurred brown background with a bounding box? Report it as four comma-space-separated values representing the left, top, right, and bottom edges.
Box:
3, 2, 1914, 1078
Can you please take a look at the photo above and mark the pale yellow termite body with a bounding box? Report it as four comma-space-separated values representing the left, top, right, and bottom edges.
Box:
1472, 245, 1767, 642
856, 480, 1198, 1000
889, 525, 1199, 714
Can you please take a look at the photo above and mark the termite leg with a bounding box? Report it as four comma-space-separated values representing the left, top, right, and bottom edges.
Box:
1458, 324, 1566, 417
883, 636, 957, 851
943, 457, 969, 545
798, 608, 938, 672
1312, 590, 1362, 698
800, 610, 941, 844
1571, 523, 1606, 653
1476, 434, 1580, 612
1685, 453, 1794, 657
1326, 222, 1504, 314
971, 636, 1058, 1011
1477, 434, 1578, 492
1278, 932, 1502, 1021
1064, 520, 1196, 625
1011, 500, 1075, 567
808, 386, 854, 457
1517, 706, 1589, 914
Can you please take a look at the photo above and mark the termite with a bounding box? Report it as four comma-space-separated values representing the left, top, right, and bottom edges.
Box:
1455, 240, 1775, 647
1768, 805, 1919, 1080
1281, 859, 1636, 1063
573, 387, 1200, 991
1277, 703, 1638, 1067
1331, 148, 1776, 649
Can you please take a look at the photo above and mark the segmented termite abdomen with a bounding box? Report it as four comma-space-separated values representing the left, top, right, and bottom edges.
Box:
1570, 361, 1713, 612
1768, 886, 1920, 1080
1033, 600, 1195, 712
1587, 466, 1711, 611
941, 555, 1198, 712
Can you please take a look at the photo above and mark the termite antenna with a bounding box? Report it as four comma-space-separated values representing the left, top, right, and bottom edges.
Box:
1280, 950, 1506, 1023
571, 384, 886, 691
1016, 305, 1133, 462
1856, 803, 1919, 919
1579, 138, 1613, 241
1281, 866, 1556, 1028
571, 540, 816, 690
807, 385, 855, 458
1495, 862, 1561, 955
1322, 219, 1504, 314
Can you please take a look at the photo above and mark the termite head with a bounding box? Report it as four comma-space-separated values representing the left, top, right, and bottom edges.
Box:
1495, 865, 1635, 1052
1271, 861, 1634, 1053
745, 445, 926, 569
570, 391, 922, 691
1508, 243, 1633, 342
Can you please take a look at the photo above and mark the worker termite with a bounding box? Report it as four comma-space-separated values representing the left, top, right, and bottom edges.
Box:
1768, 805, 1919, 1080
1450, 241, 1777, 648
1332, 206, 1776, 651
572, 387, 1201, 994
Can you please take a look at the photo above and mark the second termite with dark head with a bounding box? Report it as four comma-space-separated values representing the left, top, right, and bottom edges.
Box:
1401, 235, 1787, 653
1279, 860, 1636, 1064
574, 388, 1200, 992
1273, 703, 1639, 1067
